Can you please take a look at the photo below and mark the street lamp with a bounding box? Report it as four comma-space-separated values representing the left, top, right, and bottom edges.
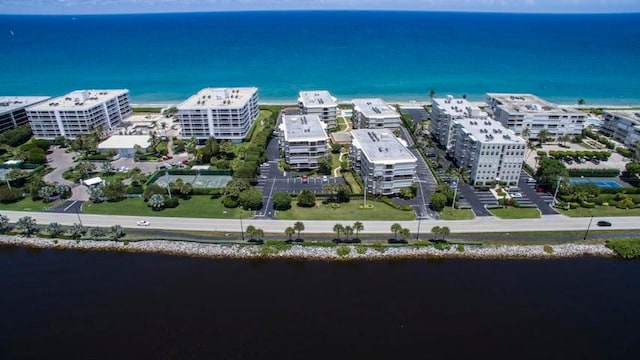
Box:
583, 215, 594, 241
239, 207, 245, 241
415, 214, 422, 241
451, 177, 459, 209
552, 177, 562, 207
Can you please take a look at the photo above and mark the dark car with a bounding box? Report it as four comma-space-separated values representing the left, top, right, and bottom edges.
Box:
596, 221, 612, 227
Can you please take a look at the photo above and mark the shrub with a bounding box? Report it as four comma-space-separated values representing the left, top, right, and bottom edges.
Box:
581, 201, 596, 208
297, 190, 316, 208
606, 238, 640, 259
222, 195, 239, 208
355, 245, 367, 254
164, 196, 180, 208
434, 241, 451, 251
371, 243, 385, 253
569, 202, 580, 209
593, 197, 605, 205
379, 196, 413, 211
0, 188, 25, 203
543, 245, 554, 254
126, 185, 144, 194
456, 244, 465, 252
272, 192, 292, 211
336, 246, 351, 257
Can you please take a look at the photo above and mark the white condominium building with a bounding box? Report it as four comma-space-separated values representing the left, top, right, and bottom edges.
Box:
601, 110, 640, 148
26, 90, 131, 140
429, 95, 487, 151
278, 114, 328, 170
0, 96, 50, 133
451, 118, 526, 186
298, 90, 338, 129
177, 87, 259, 143
486, 93, 585, 139
350, 129, 417, 195
351, 98, 401, 129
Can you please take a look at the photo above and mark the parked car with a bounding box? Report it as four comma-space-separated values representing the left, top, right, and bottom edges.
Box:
596, 221, 612, 227
510, 192, 523, 198
322, 175, 328, 182
301, 174, 309, 183
137, 220, 150, 226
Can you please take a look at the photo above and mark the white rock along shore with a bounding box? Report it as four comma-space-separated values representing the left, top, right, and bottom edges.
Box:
0, 235, 616, 260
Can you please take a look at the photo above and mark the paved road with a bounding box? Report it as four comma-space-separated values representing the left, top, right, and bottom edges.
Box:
2, 210, 638, 234
398, 127, 438, 217
43, 200, 85, 214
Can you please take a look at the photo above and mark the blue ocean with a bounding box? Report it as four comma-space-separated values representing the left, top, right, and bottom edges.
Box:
1, 11, 639, 105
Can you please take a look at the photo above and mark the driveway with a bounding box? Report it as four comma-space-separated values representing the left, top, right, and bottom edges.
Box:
399, 106, 429, 128
398, 127, 438, 218
44, 147, 77, 186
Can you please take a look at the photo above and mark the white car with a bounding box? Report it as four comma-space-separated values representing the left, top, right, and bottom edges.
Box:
510, 193, 523, 198
136, 220, 150, 226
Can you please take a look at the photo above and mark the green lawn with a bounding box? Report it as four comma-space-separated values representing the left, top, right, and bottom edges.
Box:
490, 207, 541, 219
559, 206, 640, 217
439, 207, 475, 220
83, 196, 244, 218
336, 116, 350, 131
342, 171, 362, 194
0, 197, 61, 212
276, 200, 415, 221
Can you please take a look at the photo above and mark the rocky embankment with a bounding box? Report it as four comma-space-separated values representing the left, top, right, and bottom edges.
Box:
0, 235, 616, 260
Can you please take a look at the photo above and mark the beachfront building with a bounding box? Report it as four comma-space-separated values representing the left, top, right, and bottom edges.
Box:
26, 90, 131, 140
351, 98, 401, 129
176, 87, 259, 143
298, 91, 338, 129
97, 135, 151, 158
451, 118, 526, 186
0, 96, 50, 133
601, 110, 640, 148
350, 129, 417, 195
278, 114, 329, 170
486, 93, 585, 139
429, 95, 487, 151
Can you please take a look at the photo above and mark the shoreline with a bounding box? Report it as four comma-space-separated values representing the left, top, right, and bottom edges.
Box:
0, 235, 616, 261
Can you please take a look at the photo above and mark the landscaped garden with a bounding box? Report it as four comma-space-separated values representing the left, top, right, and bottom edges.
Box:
275, 199, 415, 221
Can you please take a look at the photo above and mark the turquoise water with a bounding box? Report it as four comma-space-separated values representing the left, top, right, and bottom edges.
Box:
1, 11, 639, 104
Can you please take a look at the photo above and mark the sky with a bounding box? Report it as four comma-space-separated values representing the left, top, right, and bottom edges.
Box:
1, 0, 640, 15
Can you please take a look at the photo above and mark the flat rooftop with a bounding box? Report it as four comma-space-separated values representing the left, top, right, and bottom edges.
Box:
27, 90, 128, 111
298, 90, 337, 108
455, 118, 525, 145
98, 135, 151, 149
178, 87, 258, 109
280, 114, 327, 142
352, 98, 400, 119
604, 110, 640, 123
487, 93, 583, 115
0, 96, 51, 114
351, 129, 417, 164
433, 96, 486, 118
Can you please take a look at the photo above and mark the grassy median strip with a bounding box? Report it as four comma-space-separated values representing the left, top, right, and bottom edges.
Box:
489, 207, 541, 219
83, 196, 243, 218
276, 201, 415, 221
439, 208, 475, 220
559, 207, 640, 217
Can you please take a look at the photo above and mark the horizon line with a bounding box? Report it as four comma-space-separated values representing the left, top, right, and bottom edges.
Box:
2, 9, 640, 16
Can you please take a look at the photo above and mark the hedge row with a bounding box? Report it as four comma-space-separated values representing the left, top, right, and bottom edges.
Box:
567, 168, 620, 177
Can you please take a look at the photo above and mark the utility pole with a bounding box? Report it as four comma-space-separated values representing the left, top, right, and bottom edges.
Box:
451, 176, 459, 209
583, 215, 594, 241
363, 174, 367, 208
416, 215, 422, 241
239, 208, 245, 241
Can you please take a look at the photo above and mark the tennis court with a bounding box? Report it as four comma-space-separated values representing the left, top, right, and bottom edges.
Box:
152, 174, 232, 189
570, 177, 626, 188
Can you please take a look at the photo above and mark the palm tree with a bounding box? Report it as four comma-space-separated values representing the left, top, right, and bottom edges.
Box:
284, 226, 295, 241
0, 214, 10, 233
538, 129, 551, 146
399, 228, 410, 241
47, 222, 64, 237
353, 221, 363, 240
391, 223, 402, 240
246, 225, 257, 240
577, 98, 585, 105
70, 223, 85, 239
431, 226, 442, 240
521, 126, 531, 141
344, 226, 354, 242
441, 226, 451, 241
149, 193, 165, 210
90, 227, 106, 239
110, 225, 125, 240
255, 228, 264, 241
293, 221, 305, 240
428, 89, 436, 100
102, 161, 114, 175
333, 223, 344, 241
160, 121, 168, 137
17, 216, 38, 237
